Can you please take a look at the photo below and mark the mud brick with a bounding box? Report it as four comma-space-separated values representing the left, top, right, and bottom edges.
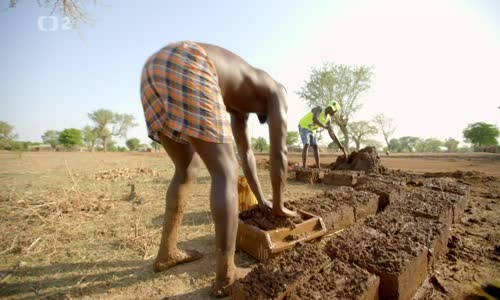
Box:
407, 177, 470, 197
364, 210, 450, 267
323, 203, 355, 231
288, 259, 380, 300
325, 225, 429, 300
295, 168, 326, 184
231, 243, 331, 300
354, 179, 404, 210
391, 188, 454, 227
322, 170, 365, 186
406, 178, 469, 222
335, 187, 379, 221
288, 188, 382, 232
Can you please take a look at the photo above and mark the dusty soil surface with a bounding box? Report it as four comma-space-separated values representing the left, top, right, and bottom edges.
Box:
327, 146, 387, 174
0, 151, 499, 299
233, 243, 330, 299
239, 207, 304, 231
288, 258, 379, 300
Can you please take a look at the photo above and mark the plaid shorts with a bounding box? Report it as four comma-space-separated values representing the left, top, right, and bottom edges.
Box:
140, 41, 233, 144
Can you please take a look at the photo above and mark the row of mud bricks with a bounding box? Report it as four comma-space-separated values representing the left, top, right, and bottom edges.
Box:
232, 174, 469, 299
294, 168, 367, 186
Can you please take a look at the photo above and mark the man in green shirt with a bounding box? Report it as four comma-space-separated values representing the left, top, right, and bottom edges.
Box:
298, 101, 345, 168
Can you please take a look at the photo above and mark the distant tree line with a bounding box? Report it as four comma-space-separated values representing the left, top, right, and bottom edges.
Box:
0, 108, 157, 152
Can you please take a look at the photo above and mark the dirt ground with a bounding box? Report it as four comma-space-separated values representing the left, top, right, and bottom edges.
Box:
0, 151, 499, 299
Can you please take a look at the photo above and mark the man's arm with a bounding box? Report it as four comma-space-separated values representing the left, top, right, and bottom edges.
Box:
325, 121, 347, 156
312, 107, 328, 129
230, 113, 271, 209
267, 88, 297, 217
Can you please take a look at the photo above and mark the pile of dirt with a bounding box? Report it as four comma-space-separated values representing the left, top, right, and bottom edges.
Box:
233, 243, 330, 299
239, 207, 304, 231
91, 167, 159, 181
328, 146, 387, 174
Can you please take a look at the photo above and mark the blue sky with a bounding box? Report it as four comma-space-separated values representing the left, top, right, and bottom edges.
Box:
1, 0, 499, 146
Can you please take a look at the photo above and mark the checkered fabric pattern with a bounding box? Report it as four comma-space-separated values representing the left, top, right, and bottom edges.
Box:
140, 41, 233, 144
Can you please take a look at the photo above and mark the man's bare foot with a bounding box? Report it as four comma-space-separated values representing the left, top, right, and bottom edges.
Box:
153, 249, 203, 272
272, 206, 299, 218
211, 267, 251, 297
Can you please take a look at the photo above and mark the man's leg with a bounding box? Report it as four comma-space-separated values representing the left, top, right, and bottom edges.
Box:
186, 136, 248, 296
302, 144, 309, 168
154, 133, 203, 272
310, 133, 320, 168
299, 127, 310, 168
312, 145, 320, 168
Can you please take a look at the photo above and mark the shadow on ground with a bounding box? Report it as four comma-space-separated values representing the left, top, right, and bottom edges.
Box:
0, 235, 222, 300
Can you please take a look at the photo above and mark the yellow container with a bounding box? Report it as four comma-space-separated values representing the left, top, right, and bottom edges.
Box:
238, 176, 258, 212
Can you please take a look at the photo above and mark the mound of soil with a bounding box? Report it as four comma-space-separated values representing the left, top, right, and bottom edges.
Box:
239, 207, 304, 231
233, 243, 330, 299
328, 146, 387, 174
289, 259, 379, 300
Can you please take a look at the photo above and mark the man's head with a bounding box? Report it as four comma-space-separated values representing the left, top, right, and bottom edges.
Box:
325, 106, 335, 116
325, 101, 340, 116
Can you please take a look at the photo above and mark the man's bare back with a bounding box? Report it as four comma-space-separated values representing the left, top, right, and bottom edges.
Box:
140, 41, 295, 297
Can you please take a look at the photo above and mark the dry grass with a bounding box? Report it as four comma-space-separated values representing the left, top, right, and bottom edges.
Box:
0, 151, 325, 299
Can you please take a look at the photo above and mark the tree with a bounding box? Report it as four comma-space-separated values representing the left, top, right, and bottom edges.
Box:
42, 130, 60, 148
444, 137, 459, 152
415, 138, 443, 153
88, 109, 137, 152
0, 121, 18, 149
463, 122, 499, 147
286, 131, 299, 146
373, 114, 396, 151
82, 125, 98, 151
297, 63, 373, 152
151, 140, 162, 152
391, 136, 421, 152
251, 137, 269, 152
126, 138, 141, 151
348, 121, 378, 151
59, 128, 83, 148
8, 0, 96, 28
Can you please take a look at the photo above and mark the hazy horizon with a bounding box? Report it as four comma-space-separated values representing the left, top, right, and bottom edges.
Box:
1, 0, 499, 147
